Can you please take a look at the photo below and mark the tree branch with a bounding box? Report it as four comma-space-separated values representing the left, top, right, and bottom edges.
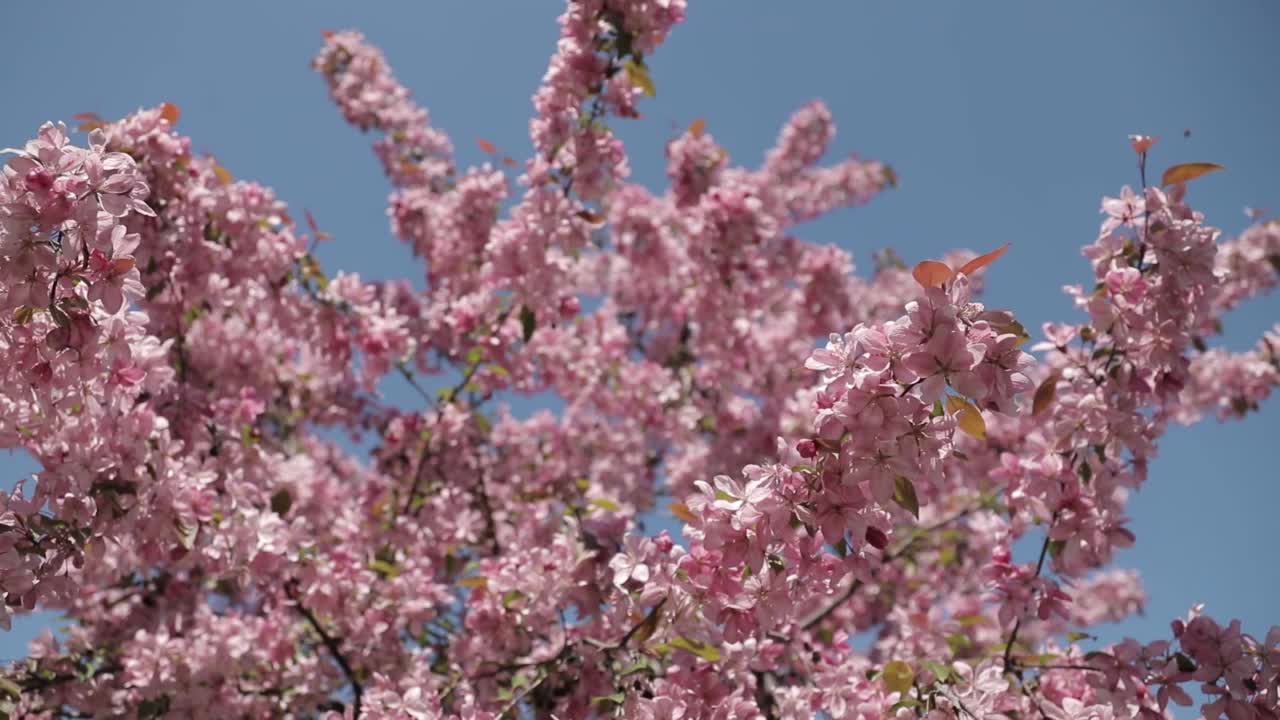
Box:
1002, 518, 1055, 675
286, 583, 363, 718
772, 504, 980, 641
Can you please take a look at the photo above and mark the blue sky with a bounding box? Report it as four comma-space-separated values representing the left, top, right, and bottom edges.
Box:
1, 0, 1277, 685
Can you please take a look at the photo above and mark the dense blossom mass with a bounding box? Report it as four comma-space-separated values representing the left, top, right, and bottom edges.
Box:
1, 2, 1277, 718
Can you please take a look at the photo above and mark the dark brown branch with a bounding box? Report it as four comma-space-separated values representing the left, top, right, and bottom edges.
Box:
286, 584, 363, 718
584, 596, 668, 654
753, 669, 780, 720
1021, 662, 1107, 674
771, 505, 979, 642
1002, 518, 1055, 674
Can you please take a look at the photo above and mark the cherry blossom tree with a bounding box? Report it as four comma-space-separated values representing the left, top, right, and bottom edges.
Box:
1, 2, 1277, 718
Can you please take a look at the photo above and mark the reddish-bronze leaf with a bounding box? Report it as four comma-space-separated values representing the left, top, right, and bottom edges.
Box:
957, 243, 1010, 277
1161, 162, 1224, 187
669, 502, 697, 524
912, 260, 955, 289
688, 117, 706, 137
212, 164, 233, 186
477, 138, 496, 154
946, 395, 987, 440
1032, 371, 1060, 417
75, 112, 106, 132
159, 102, 181, 125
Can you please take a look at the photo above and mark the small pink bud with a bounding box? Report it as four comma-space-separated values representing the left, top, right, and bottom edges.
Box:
558, 295, 580, 319
796, 439, 818, 458
24, 168, 54, 193
30, 362, 53, 385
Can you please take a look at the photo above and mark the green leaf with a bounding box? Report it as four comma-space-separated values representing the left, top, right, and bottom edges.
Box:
592, 692, 626, 706
139, 696, 171, 719
668, 635, 721, 662
938, 545, 957, 566
623, 59, 656, 97
59, 297, 88, 313
519, 305, 537, 343
921, 660, 952, 682
881, 660, 914, 694
996, 319, 1032, 346
618, 658, 656, 677
12, 306, 34, 325
946, 633, 972, 655
465, 347, 483, 366
1174, 652, 1197, 673
502, 590, 524, 608
882, 165, 898, 188
1066, 631, 1093, 643
1047, 539, 1066, 558
590, 497, 621, 512
369, 558, 399, 579
0, 677, 20, 700
816, 627, 835, 646
49, 306, 69, 328
892, 476, 920, 519
182, 305, 202, 325
930, 399, 944, 418
270, 488, 292, 516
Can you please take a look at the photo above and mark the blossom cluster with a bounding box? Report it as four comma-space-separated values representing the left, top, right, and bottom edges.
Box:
0, 2, 1276, 719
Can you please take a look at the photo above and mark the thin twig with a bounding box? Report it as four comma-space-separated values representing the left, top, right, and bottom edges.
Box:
395, 362, 434, 404
286, 584, 363, 718
585, 596, 669, 653
1021, 662, 1107, 674
1002, 520, 1055, 674
772, 505, 979, 642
